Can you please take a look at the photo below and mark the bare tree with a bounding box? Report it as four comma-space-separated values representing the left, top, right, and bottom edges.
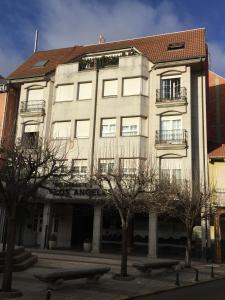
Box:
0, 138, 69, 293
92, 158, 172, 278
170, 177, 212, 268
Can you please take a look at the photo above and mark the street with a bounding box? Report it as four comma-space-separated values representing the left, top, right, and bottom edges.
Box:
138, 278, 225, 300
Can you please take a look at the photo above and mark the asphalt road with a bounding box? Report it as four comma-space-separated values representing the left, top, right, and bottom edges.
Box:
138, 278, 225, 300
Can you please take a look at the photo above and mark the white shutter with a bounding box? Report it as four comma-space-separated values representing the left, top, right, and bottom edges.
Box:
123, 78, 141, 96
76, 120, 90, 138
56, 84, 74, 102
78, 82, 92, 100
103, 80, 118, 97
53, 122, 71, 139
160, 158, 182, 170
24, 124, 39, 132
122, 117, 139, 126
28, 89, 43, 101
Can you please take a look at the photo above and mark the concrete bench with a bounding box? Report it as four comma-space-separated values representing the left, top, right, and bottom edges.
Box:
34, 266, 111, 289
133, 260, 180, 276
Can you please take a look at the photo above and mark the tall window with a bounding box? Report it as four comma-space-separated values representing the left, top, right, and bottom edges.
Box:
22, 124, 39, 148
71, 159, 88, 176
78, 82, 92, 100
121, 117, 147, 136
55, 84, 74, 102
75, 120, 90, 138
99, 159, 114, 173
101, 118, 116, 137
160, 158, 182, 183
52, 121, 71, 139
161, 77, 180, 100
27, 88, 44, 102
160, 116, 182, 143
103, 79, 118, 97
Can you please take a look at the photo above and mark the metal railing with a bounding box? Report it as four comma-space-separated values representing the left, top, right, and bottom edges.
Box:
20, 100, 45, 113
156, 87, 187, 102
155, 129, 187, 144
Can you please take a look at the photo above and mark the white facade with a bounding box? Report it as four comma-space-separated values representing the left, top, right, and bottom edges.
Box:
14, 44, 208, 255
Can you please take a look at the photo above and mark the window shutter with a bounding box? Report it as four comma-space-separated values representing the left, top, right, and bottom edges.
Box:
78, 82, 92, 100
28, 89, 43, 101
123, 78, 141, 96
24, 124, 39, 132
56, 85, 74, 102
53, 122, 71, 138
103, 80, 118, 96
76, 120, 90, 138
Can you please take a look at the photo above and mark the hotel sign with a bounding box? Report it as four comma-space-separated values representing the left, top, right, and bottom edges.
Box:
49, 182, 104, 200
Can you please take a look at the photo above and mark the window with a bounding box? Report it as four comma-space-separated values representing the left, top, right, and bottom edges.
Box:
32, 60, 48, 68
27, 88, 44, 102
160, 116, 183, 143
167, 42, 185, 51
121, 117, 147, 136
75, 120, 90, 138
22, 124, 39, 148
161, 77, 180, 100
123, 77, 147, 96
99, 159, 114, 174
78, 82, 92, 100
52, 121, 71, 139
71, 159, 88, 176
101, 118, 116, 137
103, 79, 118, 97
56, 84, 74, 102
160, 158, 182, 183
120, 158, 144, 174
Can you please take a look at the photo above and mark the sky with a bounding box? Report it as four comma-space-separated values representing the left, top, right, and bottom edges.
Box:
1, 0, 225, 77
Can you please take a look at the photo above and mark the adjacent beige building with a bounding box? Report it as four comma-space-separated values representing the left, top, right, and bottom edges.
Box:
7, 28, 209, 257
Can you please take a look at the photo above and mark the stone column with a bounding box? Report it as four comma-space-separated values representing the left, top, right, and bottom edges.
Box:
40, 203, 53, 249
92, 205, 102, 253
148, 212, 157, 258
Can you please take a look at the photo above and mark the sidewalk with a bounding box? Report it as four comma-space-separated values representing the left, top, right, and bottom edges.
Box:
1, 249, 225, 300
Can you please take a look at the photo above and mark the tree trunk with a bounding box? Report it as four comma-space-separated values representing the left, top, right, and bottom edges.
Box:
121, 225, 128, 277
185, 235, 192, 268
2, 217, 17, 291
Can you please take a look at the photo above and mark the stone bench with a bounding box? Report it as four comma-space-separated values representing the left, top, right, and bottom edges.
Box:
133, 260, 180, 276
34, 266, 111, 289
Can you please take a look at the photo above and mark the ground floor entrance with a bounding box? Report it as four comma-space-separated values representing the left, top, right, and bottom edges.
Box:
19, 202, 204, 259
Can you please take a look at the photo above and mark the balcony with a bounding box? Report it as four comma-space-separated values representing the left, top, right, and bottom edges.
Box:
20, 100, 45, 116
155, 129, 187, 149
156, 87, 187, 107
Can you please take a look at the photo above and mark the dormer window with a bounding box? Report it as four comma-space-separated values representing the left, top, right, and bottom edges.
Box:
32, 60, 49, 68
167, 42, 185, 51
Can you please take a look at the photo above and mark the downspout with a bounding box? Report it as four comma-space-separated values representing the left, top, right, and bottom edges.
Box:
90, 60, 99, 175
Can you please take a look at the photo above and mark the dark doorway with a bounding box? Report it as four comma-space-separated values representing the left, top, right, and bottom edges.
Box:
71, 204, 94, 248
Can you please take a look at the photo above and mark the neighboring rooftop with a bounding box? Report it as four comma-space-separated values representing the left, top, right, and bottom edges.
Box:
8, 28, 206, 80
209, 143, 225, 159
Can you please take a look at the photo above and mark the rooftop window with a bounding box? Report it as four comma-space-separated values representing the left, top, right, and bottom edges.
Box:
32, 59, 49, 68
167, 42, 185, 51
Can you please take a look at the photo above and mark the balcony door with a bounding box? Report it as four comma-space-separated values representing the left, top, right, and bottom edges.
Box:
26, 88, 44, 111
161, 77, 180, 100
160, 116, 182, 143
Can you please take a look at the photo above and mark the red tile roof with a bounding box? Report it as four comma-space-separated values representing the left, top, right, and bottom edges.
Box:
8, 28, 206, 80
209, 144, 225, 158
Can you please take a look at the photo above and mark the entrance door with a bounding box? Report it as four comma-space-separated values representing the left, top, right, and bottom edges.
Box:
71, 205, 94, 248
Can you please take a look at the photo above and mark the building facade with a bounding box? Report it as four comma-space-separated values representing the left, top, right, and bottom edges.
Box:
207, 71, 225, 262
7, 28, 208, 257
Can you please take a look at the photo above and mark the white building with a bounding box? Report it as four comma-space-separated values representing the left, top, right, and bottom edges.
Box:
8, 28, 208, 257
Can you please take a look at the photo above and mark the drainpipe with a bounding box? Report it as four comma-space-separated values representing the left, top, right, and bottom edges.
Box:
200, 57, 210, 260
90, 60, 99, 176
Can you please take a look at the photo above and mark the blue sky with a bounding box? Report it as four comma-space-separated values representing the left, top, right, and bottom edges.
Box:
1, 0, 225, 77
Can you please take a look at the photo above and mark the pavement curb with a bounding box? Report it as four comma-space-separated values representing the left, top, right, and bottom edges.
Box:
118, 275, 225, 300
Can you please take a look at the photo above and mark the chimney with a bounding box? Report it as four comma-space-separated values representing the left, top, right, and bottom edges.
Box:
98, 34, 105, 44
